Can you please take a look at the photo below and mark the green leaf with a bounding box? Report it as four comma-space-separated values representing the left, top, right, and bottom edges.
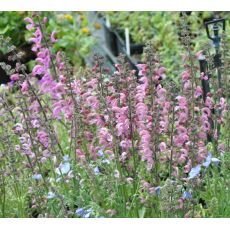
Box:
138, 207, 146, 218
0, 25, 9, 34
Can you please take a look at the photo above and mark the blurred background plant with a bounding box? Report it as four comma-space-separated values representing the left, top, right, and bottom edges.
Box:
99, 12, 190, 79
0, 12, 96, 68
39, 12, 96, 67
0, 11, 27, 51
99, 12, 230, 81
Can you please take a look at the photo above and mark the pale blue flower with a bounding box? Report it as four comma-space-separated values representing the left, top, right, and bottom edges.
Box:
56, 162, 71, 175
183, 191, 192, 200
97, 149, 104, 157
203, 152, 220, 168
76, 208, 85, 216
188, 165, 201, 179
75, 208, 92, 218
155, 186, 161, 196
63, 155, 70, 162
32, 174, 42, 180
94, 167, 100, 175
47, 191, 56, 199
203, 152, 212, 168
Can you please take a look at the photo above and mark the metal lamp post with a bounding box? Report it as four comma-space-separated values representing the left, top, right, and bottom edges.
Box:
205, 18, 225, 91
203, 18, 226, 141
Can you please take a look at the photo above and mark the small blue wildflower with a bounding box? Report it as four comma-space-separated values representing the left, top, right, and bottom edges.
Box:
155, 186, 161, 196
203, 152, 212, 168
56, 162, 71, 175
75, 208, 92, 218
63, 155, 70, 162
32, 174, 42, 180
94, 167, 100, 175
76, 208, 85, 216
47, 191, 56, 199
97, 149, 104, 157
183, 191, 192, 200
188, 165, 201, 179
203, 152, 220, 168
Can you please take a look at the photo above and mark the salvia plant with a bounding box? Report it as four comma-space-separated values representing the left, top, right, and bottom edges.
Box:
0, 12, 229, 218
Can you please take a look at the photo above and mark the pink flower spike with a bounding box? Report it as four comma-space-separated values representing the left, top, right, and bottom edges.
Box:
43, 17, 48, 24
176, 96, 187, 107
51, 31, 58, 43
32, 65, 44, 76
202, 107, 211, 117
20, 81, 29, 94
195, 86, 203, 98
24, 17, 35, 30
219, 97, 226, 110
181, 70, 190, 81
37, 130, 49, 148
205, 97, 213, 109
10, 73, 20, 81
159, 142, 167, 152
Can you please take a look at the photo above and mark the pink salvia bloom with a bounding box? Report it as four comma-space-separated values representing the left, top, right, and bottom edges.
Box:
98, 127, 113, 148
219, 97, 226, 110
86, 96, 100, 109
156, 85, 166, 98
159, 142, 167, 152
203, 120, 211, 131
29, 100, 40, 113
20, 81, 29, 94
205, 96, 213, 109
10, 73, 20, 81
136, 102, 148, 120
30, 27, 43, 52
137, 64, 148, 76
51, 31, 58, 43
24, 17, 35, 30
195, 86, 203, 98
202, 107, 211, 117
37, 130, 49, 148
120, 139, 132, 150
32, 65, 45, 76
177, 112, 188, 124
200, 72, 208, 80
181, 70, 190, 81
76, 149, 85, 159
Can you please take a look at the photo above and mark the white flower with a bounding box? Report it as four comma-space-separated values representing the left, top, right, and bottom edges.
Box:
188, 165, 201, 179
47, 192, 56, 199
56, 162, 71, 175
32, 174, 42, 180
114, 170, 120, 178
